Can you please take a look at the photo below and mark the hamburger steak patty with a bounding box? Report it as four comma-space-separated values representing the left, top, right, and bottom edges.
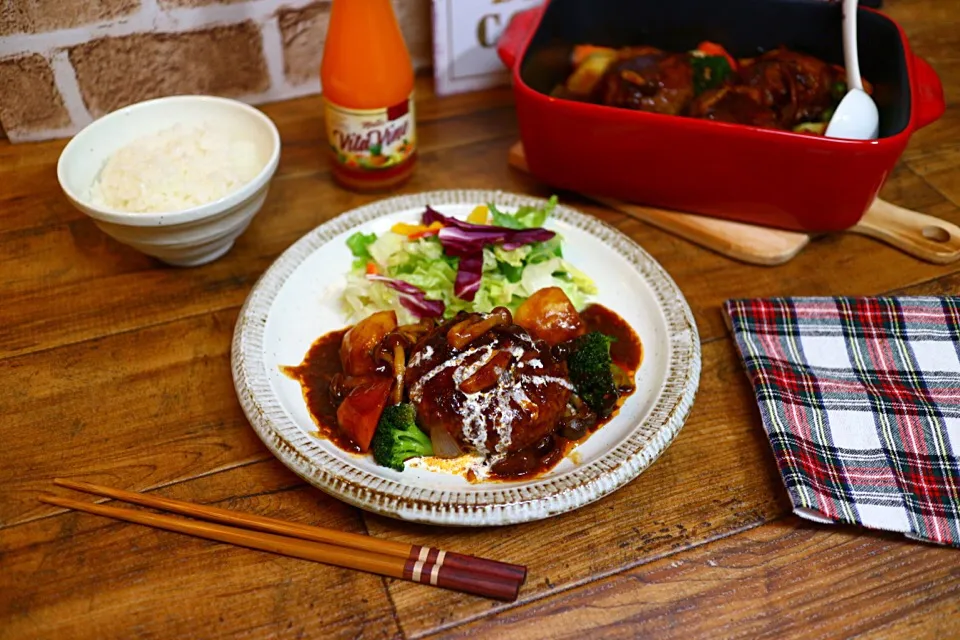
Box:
404, 314, 572, 456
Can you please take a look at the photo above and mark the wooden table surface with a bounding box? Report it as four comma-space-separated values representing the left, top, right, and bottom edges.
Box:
2, 1, 958, 637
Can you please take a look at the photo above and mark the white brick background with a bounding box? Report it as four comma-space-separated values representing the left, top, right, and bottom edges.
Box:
0, 0, 432, 142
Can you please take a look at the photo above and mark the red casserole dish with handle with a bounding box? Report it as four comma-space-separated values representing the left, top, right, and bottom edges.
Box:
497, 0, 944, 232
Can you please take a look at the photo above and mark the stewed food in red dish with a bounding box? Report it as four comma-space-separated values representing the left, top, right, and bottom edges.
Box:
555, 42, 870, 135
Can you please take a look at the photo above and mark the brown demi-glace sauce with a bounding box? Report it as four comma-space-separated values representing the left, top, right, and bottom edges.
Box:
282, 303, 642, 480
581, 304, 643, 372
280, 328, 360, 453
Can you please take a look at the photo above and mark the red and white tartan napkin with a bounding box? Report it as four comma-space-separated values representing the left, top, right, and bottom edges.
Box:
724, 297, 960, 547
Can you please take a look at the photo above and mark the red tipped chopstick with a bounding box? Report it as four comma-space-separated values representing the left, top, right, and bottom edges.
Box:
42, 479, 526, 601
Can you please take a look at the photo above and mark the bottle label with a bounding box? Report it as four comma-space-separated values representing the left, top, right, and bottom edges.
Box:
324, 93, 416, 171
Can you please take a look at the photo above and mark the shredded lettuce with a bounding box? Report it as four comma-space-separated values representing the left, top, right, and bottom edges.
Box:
340, 197, 595, 324
489, 195, 557, 229
367, 232, 407, 267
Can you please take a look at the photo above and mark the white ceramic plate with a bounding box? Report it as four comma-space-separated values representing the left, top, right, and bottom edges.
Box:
232, 190, 700, 526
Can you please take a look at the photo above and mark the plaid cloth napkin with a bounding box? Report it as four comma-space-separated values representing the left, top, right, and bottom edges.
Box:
724, 297, 960, 547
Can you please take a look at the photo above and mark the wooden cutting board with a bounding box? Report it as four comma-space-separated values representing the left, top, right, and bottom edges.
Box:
509, 142, 960, 265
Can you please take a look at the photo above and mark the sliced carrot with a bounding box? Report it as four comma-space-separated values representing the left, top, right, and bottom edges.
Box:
365, 261, 378, 275
697, 41, 737, 71
336, 377, 393, 452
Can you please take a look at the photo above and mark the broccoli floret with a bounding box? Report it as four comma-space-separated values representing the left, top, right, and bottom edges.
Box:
371, 403, 433, 471
566, 331, 619, 418
690, 54, 732, 95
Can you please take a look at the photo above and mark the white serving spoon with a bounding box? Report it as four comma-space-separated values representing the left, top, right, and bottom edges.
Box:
825, 0, 880, 140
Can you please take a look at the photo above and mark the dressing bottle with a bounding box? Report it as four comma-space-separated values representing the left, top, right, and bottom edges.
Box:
321, 0, 417, 191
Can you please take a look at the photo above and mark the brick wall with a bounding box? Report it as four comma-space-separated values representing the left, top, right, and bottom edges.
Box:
0, 0, 432, 143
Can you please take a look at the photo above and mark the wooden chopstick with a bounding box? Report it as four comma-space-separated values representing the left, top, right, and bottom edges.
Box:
53, 478, 526, 585
40, 494, 521, 601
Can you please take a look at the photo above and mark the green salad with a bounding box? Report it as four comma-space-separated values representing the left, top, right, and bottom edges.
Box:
341, 196, 597, 324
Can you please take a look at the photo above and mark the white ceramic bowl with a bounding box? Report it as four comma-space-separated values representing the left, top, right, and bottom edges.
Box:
57, 95, 281, 267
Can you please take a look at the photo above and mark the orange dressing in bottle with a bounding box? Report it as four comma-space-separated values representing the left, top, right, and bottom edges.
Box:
320, 0, 417, 191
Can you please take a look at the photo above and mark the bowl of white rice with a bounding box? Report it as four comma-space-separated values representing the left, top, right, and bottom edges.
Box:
57, 95, 280, 266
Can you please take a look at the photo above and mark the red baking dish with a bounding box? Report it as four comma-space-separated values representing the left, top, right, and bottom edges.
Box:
498, 0, 945, 232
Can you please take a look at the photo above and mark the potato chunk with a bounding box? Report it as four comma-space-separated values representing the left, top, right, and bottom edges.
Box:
514, 287, 586, 345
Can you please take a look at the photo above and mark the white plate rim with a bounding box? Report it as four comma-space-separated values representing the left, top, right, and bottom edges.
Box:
231, 189, 700, 526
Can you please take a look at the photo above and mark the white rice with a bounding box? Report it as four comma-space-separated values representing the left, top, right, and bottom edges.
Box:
89, 122, 264, 213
